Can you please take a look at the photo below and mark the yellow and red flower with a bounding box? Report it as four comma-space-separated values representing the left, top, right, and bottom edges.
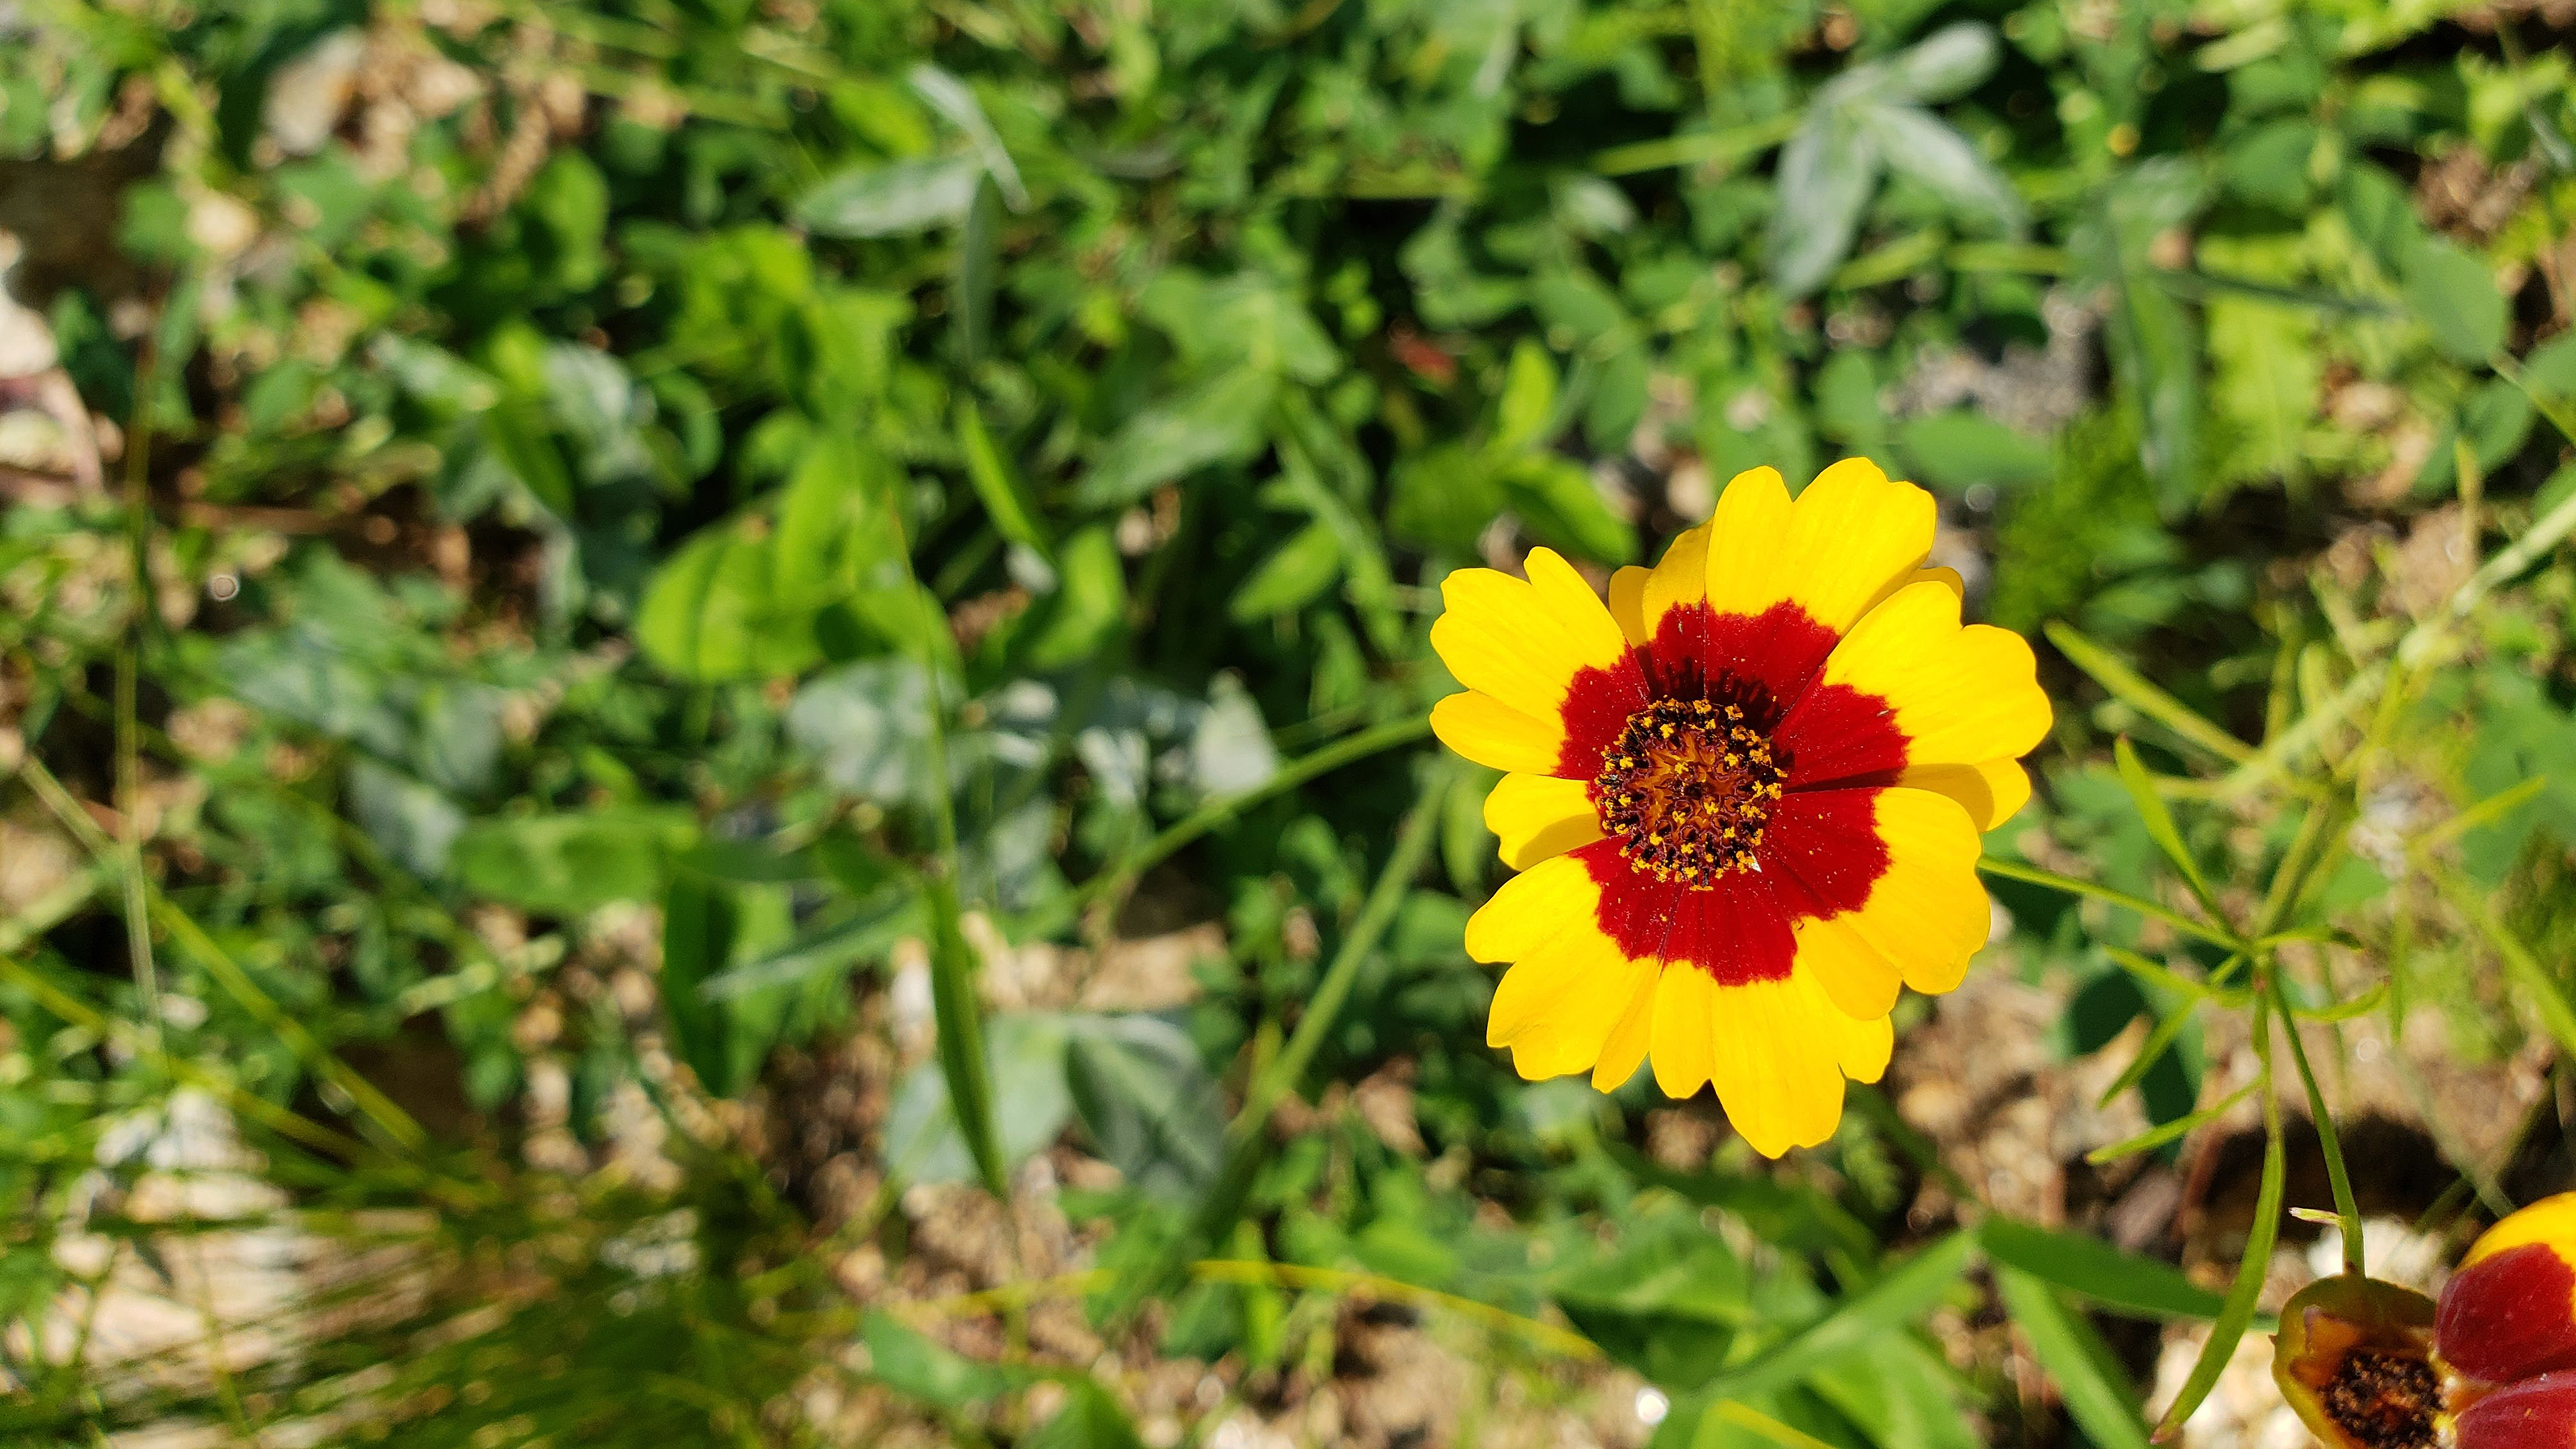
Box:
1428, 458, 2050, 1157
2270, 1194, 2576, 1449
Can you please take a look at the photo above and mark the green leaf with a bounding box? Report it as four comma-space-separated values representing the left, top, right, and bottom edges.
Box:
957, 398, 1053, 563
1388, 442, 1506, 554
924, 871, 1007, 1195
1078, 367, 1277, 506
907, 63, 1027, 209
1018, 525, 1128, 668
1063, 1013, 1225, 1200
2112, 737, 2226, 926
2150, 1061, 2285, 1438
1977, 1218, 2224, 1320
861, 1309, 1022, 1407
1862, 104, 2025, 235
2402, 237, 2507, 364
1026, 1380, 1148, 1449
882, 1010, 1075, 1187
637, 517, 825, 682
1996, 1267, 2153, 1449
449, 808, 692, 916
660, 871, 741, 1095
1768, 103, 1879, 298
1805, 1338, 1981, 1449
1494, 339, 1559, 454
1228, 521, 1344, 622
1705, 1230, 1976, 1401
1499, 455, 1636, 564
797, 154, 981, 237
1884, 21, 2000, 103
1896, 411, 2051, 491
955, 173, 1002, 368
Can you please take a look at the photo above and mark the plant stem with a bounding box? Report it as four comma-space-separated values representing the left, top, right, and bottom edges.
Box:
1977, 857, 2245, 952
2271, 970, 2364, 1275
1116, 762, 1451, 1318
873, 460, 1008, 1199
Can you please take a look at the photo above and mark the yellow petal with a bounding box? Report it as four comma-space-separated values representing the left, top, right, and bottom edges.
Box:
1462, 851, 1598, 964
1780, 459, 1938, 635
1899, 757, 2033, 831
1491, 932, 1657, 1080
1817, 580, 2052, 767
1702, 466, 1797, 620
1846, 788, 1990, 997
2464, 1192, 2576, 1271
1648, 965, 1717, 1099
1806, 968, 1894, 1083
1431, 559, 1627, 716
1592, 970, 1658, 1091
1707, 976, 1850, 1158
1484, 773, 1603, 869
1790, 912, 1905, 1020
1523, 547, 1631, 667
1640, 519, 1713, 645
1607, 566, 1652, 647
1430, 692, 1565, 775
1916, 565, 1965, 598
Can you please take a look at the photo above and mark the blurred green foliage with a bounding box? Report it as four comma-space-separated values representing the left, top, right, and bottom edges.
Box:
3, 0, 2576, 1444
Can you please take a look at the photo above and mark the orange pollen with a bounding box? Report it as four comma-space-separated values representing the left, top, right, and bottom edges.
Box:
1593, 698, 1786, 890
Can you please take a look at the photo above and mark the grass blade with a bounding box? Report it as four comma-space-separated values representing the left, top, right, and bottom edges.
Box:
875, 450, 1008, 1197
1979, 857, 2243, 953
2087, 1079, 2258, 1165
2047, 623, 2253, 764
1997, 1265, 2154, 1449
1703, 1230, 1976, 1401
2113, 737, 2228, 927
957, 398, 1054, 564
2150, 1003, 2284, 1442
1701, 1399, 1843, 1449
1979, 1218, 2224, 1320
1112, 763, 1448, 1317
2269, 972, 2362, 1275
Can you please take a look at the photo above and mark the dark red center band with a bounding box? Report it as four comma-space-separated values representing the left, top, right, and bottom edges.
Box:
1552, 596, 1913, 986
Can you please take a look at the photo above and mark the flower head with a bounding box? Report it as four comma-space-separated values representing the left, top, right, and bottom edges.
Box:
2265, 1194, 2576, 1449
2271, 1274, 2441, 1449
1428, 459, 2049, 1156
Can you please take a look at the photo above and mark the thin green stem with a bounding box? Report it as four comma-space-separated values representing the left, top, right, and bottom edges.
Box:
1116, 766, 1450, 1320
15, 754, 429, 1153
2222, 475, 2576, 799
872, 461, 1006, 1199
117, 329, 163, 1053
2271, 970, 2363, 1275
2151, 996, 2284, 1441
1977, 857, 2246, 952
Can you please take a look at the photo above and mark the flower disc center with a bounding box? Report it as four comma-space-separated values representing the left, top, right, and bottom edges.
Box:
2318, 1348, 2439, 1449
1593, 697, 1786, 890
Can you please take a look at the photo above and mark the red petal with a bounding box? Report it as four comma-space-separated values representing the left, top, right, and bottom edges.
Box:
1761, 786, 1893, 918
2457, 1372, 2576, 1449
2441, 1242, 2576, 1386
1776, 676, 1910, 790
1552, 651, 1652, 778
1638, 599, 1839, 717
1576, 839, 1793, 987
